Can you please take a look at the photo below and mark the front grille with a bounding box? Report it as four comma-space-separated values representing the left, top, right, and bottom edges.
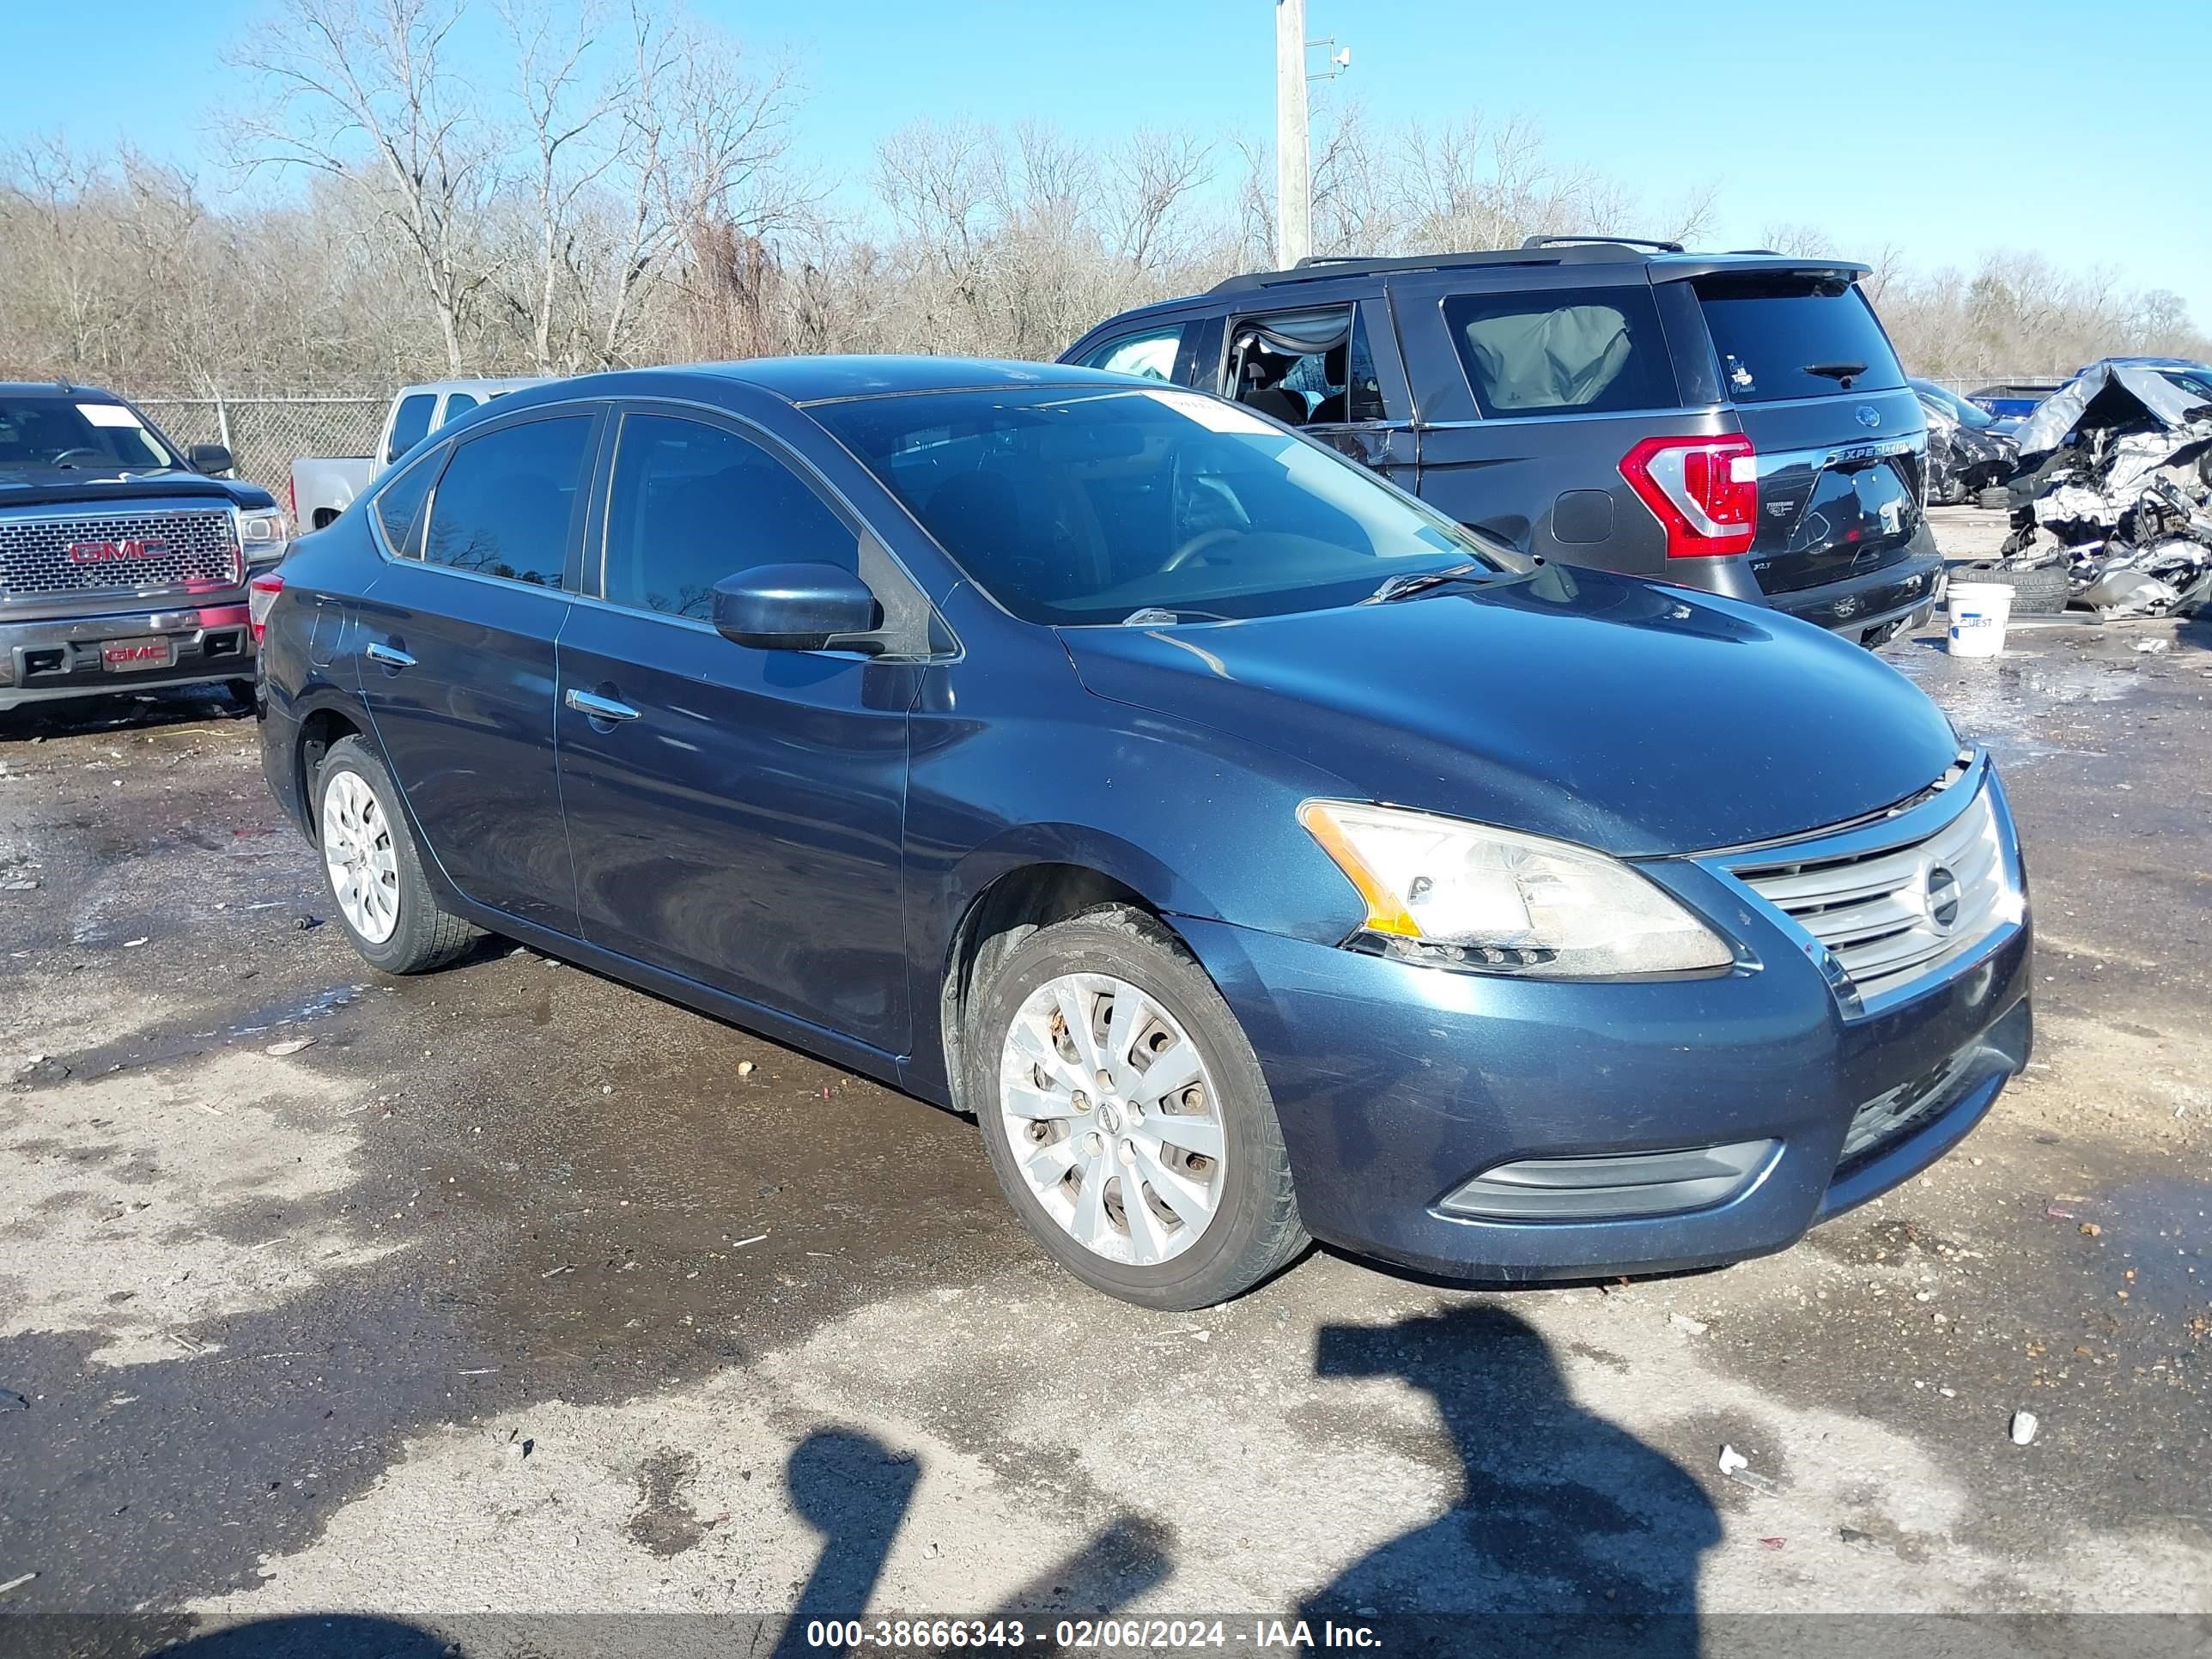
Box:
1725, 777, 2014, 1007
0, 505, 242, 602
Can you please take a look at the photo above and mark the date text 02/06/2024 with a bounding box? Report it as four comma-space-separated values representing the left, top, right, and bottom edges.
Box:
800, 1618, 1382, 1650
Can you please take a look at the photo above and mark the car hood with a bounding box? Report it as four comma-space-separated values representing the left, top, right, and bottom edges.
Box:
0, 468, 267, 509
1059, 566, 1962, 858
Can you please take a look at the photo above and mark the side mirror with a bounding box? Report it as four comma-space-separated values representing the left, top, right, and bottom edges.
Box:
189, 443, 235, 476
712, 562, 881, 652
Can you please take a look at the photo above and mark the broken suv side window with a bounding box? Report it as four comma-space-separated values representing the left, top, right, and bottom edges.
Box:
1443, 287, 1679, 417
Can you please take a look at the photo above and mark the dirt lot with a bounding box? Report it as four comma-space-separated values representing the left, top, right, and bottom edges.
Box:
2, 510, 2206, 1654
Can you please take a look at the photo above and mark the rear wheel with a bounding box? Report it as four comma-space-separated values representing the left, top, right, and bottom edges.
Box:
967, 905, 1307, 1309
314, 735, 477, 974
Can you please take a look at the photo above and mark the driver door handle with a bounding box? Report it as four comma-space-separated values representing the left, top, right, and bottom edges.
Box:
566, 688, 640, 722
364, 642, 414, 668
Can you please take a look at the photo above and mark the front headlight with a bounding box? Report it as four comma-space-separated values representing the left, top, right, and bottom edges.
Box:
1297, 799, 1735, 977
236, 504, 292, 565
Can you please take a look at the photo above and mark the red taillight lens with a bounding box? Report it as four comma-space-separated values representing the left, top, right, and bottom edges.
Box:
248, 573, 284, 642
1619, 434, 1758, 558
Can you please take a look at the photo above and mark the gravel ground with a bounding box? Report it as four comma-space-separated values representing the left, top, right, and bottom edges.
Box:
1, 520, 2204, 1654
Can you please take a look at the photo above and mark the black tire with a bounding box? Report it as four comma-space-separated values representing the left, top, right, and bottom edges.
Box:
225, 678, 258, 712
1956, 559, 2069, 616
1977, 485, 2013, 511
965, 904, 1308, 1310
313, 735, 477, 974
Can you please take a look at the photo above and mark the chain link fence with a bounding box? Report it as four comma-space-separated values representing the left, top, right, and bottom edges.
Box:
127, 394, 386, 501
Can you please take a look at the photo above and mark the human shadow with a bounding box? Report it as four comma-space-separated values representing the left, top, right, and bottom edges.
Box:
771, 1428, 922, 1657
1301, 1305, 1717, 1656
769, 1425, 1171, 1659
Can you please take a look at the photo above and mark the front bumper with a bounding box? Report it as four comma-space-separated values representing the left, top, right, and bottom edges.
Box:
1176, 805, 2030, 1283
0, 600, 256, 712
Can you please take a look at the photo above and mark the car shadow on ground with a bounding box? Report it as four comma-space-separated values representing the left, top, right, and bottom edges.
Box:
0, 686, 252, 744
3, 1306, 1714, 1657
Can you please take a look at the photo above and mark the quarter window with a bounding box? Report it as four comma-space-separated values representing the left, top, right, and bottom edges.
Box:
1443, 286, 1680, 416
439, 392, 479, 425
372, 449, 440, 557
384, 392, 436, 463
1082, 325, 1184, 382
602, 414, 855, 620
420, 416, 594, 588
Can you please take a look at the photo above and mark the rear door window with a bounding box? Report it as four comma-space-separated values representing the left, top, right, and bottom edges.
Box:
1442, 286, 1680, 416
1694, 276, 1905, 403
438, 392, 480, 426
384, 393, 436, 463
420, 415, 595, 588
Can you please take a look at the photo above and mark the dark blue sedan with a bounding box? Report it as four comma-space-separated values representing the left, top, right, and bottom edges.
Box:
254, 358, 2032, 1309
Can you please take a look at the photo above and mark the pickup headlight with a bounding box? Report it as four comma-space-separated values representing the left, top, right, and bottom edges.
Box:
236, 505, 292, 565
1297, 799, 1735, 977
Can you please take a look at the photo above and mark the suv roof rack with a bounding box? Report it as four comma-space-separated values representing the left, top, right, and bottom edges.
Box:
1206, 241, 1668, 295
1519, 234, 1684, 253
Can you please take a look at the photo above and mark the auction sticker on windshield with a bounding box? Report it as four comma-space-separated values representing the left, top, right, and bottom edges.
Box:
78, 403, 145, 428
1142, 388, 1277, 435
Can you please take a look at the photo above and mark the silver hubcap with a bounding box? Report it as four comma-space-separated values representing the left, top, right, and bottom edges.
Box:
998, 973, 1226, 1267
321, 770, 400, 945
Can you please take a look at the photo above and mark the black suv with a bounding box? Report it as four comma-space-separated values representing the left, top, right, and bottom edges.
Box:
1061, 238, 1942, 645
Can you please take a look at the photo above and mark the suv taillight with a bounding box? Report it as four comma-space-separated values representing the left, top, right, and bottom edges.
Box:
1619, 434, 1758, 558
248, 574, 284, 642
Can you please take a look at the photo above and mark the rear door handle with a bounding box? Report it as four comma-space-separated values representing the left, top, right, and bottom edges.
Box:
364, 642, 415, 668
565, 688, 640, 722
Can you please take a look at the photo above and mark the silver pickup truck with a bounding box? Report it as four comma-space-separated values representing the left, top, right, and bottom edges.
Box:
1, 384, 291, 715
289, 378, 544, 530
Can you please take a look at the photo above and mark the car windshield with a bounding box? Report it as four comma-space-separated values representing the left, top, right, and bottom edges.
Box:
815, 386, 1522, 625
0, 396, 176, 471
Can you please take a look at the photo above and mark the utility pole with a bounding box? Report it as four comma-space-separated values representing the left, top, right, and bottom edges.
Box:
1274, 0, 1310, 269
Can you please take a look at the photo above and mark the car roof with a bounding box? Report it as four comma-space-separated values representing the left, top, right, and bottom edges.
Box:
0, 382, 128, 399
699, 356, 1133, 403
394, 377, 550, 398
1204, 243, 1871, 297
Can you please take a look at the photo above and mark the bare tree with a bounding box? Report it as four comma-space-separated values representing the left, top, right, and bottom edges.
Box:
227, 0, 496, 373
597, 0, 805, 367
495, 0, 626, 372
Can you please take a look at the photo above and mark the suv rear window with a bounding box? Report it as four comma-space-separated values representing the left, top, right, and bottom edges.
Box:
1695, 276, 1905, 404
1443, 286, 1680, 416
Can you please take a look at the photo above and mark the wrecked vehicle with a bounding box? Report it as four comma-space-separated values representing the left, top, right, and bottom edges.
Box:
257, 358, 2031, 1310
1978, 359, 2212, 618
1911, 380, 2019, 505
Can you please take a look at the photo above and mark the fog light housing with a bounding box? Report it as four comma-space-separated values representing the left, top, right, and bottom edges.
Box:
1436, 1139, 1778, 1221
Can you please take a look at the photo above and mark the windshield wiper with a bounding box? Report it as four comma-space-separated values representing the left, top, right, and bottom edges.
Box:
1365, 562, 1492, 604
1806, 361, 1869, 383
1121, 606, 1230, 625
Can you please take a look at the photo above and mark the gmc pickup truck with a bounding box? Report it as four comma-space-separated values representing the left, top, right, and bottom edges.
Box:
289, 378, 544, 530
1, 383, 289, 715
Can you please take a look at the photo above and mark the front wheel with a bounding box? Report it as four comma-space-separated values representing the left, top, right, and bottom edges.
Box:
314, 735, 477, 974
967, 905, 1307, 1309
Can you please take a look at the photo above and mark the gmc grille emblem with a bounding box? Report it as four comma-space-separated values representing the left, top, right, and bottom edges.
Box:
67, 538, 172, 563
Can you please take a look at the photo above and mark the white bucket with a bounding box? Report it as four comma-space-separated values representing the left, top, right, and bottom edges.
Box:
1946, 581, 2014, 657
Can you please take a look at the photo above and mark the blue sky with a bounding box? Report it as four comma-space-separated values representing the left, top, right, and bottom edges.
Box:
12, 0, 2209, 325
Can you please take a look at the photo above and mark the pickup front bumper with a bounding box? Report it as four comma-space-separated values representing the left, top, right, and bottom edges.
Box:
0, 600, 256, 712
